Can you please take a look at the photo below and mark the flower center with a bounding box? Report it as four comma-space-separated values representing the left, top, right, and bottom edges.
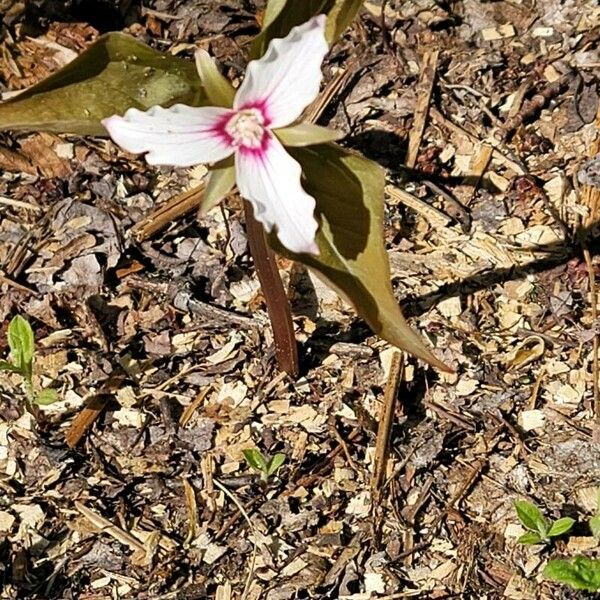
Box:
225, 108, 266, 149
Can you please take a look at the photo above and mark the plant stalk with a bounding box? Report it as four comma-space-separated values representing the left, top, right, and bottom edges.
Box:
243, 200, 299, 378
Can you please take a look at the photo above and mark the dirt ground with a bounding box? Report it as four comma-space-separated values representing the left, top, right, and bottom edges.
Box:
0, 0, 599, 598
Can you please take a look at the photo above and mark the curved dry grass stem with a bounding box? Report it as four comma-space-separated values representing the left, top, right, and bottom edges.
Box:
213, 478, 257, 600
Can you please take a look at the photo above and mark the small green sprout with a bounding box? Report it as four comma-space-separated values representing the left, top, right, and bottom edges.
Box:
589, 490, 600, 539
242, 448, 286, 482
0, 316, 58, 407
544, 556, 600, 592
514, 499, 575, 545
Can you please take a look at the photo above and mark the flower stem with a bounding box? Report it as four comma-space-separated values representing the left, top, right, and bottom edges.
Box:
243, 200, 299, 378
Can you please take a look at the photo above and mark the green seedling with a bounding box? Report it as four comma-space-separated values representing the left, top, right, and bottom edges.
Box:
589, 490, 600, 539
0, 316, 58, 407
242, 448, 286, 482
514, 499, 575, 545
544, 556, 600, 592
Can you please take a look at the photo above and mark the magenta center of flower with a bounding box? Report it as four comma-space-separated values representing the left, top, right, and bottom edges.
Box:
225, 108, 266, 149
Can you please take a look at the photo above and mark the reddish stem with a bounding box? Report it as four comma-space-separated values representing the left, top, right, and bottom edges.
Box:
243, 200, 299, 378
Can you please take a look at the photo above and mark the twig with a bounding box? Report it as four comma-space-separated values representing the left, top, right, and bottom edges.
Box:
497, 74, 574, 142
372, 351, 404, 495
76, 502, 146, 554
214, 479, 257, 600
0, 195, 41, 212
580, 104, 600, 418
527, 366, 546, 410
64, 395, 110, 448
129, 184, 206, 243
430, 107, 526, 175
405, 50, 439, 169
380, 0, 393, 55
243, 201, 299, 377
392, 458, 485, 562
0, 270, 38, 296
386, 185, 451, 228
584, 247, 599, 416
466, 142, 493, 205
304, 67, 355, 123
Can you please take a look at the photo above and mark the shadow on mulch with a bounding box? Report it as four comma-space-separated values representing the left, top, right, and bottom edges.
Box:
23, 0, 141, 33
404, 228, 597, 318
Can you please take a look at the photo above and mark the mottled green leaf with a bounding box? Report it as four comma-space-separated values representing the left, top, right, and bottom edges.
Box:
35, 388, 60, 405
544, 556, 600, 591
252, 0, 364, 57
514, 499, 548, 536
0, 360, 21, 374
268, 144, 449, 370
8, 315, 34, 377
548, 517, 575, 538
0, 32, 205, 136
590, 514, 600, 539
266, 453, 286, 477
517, 531, 543, 545
243, 448, 268, 472
275, 123, 342, 146
591, 490, 600, 539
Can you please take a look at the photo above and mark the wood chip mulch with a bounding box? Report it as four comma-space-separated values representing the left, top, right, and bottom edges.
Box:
0, 0, 599, 598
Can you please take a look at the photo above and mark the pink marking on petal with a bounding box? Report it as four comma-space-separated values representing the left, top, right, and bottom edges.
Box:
210, 111, 236, 146
237, 132, 271, 160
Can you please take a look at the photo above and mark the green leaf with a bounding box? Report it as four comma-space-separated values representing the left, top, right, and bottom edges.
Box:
590, 488, 600, 538
544, 556, 600, 592
252, 0, 364, 57
8, 315, 35, 377
590, 514, 600, 539
547, 517, 575, 538
0, 360, 22, 374
266, 453, 286, 477
275, 123, 343, 146
517, 531, 543, 545
243, 448, 268, 473
0, 32, 205, 136
194, 49, 235, 108
268, 144, 449, 371
202, 162, 236, 215
514, 499, 548, 536
35, 388, 60, 405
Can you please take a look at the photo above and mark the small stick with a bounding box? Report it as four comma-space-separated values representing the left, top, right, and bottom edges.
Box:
579, 105, 600, 418
129, 184, 206, 243
466, 142, 493, 205
386, 185, 451, 228
405, 51, 439, 169
372, 351, 404, 495
0, 271, 38, 295
243, 201, 299, 377
584, 248, 599, 416
76, 502, 146, 554
0, 195, 41, 212
64, 395, 109, 448
392, 458, 485, 561
214, 479, 257, 600
304, 68, 355, 123
64, 373, 125, 447
430, 107, 526, 175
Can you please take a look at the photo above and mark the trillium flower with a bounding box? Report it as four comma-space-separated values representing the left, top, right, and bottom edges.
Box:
102, 15, 341, 255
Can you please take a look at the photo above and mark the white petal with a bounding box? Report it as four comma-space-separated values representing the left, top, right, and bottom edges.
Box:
234, 15, 328, 128
102, 104, 235, 167
235, 133, 319, 255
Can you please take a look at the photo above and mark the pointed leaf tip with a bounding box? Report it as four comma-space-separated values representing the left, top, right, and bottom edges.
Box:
267, 143, 450, 371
